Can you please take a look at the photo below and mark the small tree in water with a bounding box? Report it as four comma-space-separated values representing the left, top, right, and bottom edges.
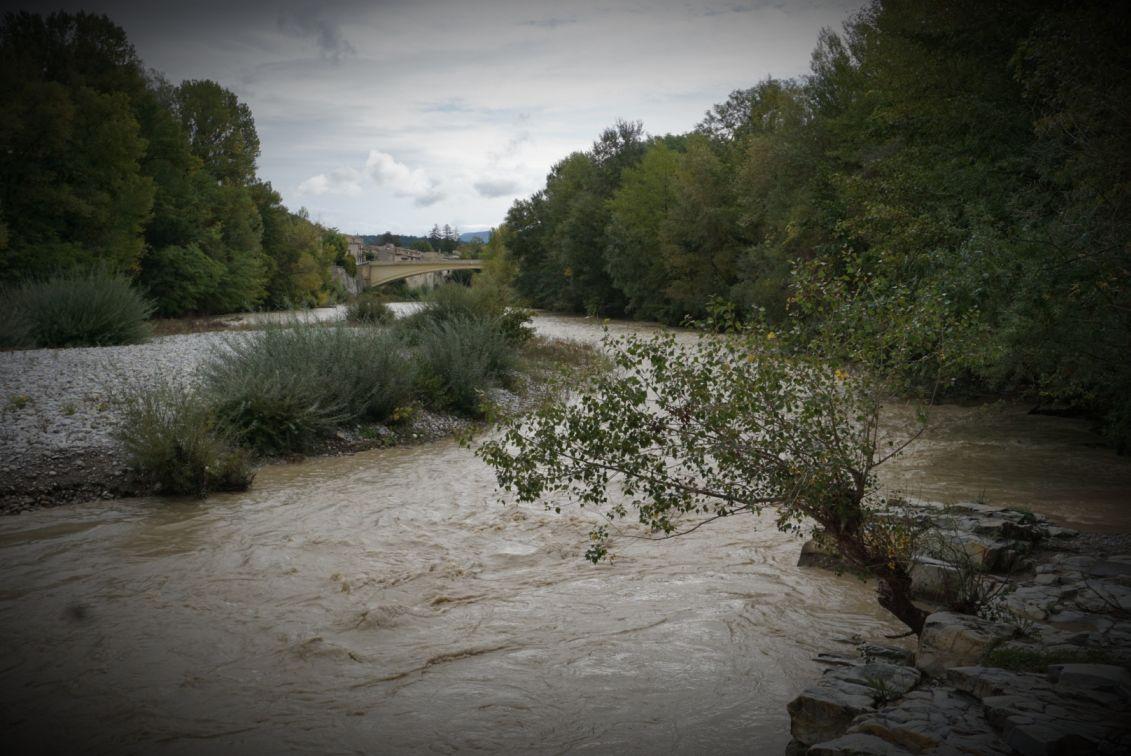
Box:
478, 321, 930, 634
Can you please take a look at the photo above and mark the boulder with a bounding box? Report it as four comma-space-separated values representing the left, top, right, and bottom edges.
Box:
921, 529, 1028, 573
787, 680, 876, 747
787, 663, 921, 746
807, 733, 913, 755
915, 612, 1015, 677
798, 537, 848, 571
908, 557, 960, 601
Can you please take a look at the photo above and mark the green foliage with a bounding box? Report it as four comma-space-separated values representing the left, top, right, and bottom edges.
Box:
413, 316, 517, 416
140, 244, 225, 317
396, 283, 534, 345
482, 327, 885, 543
1, 270, 152, 348
203, 323, 414, 454
347, 292, 395, 325
478, 325, 929, 630
1, 11, 344, 318
115, 378, 253, 496
506, 120, 645, 316
479, 325, 936, 633
502, 0, 1131, 449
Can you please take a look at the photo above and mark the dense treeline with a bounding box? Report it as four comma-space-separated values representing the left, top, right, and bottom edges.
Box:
0, 11, 349, 316
503, 0, 1131, 448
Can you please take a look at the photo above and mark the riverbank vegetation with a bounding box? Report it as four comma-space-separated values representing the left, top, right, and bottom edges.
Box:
499, 0, 1130, 449
0, 11, 353, 317
0, 271, 153, 348
114, 283, 558, 496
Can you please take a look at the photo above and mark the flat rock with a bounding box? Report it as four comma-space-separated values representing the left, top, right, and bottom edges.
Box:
948, 666, 1131, 754
1048, 663, 1131, 698
857, 644, 915, 667
787, 663, 922, 747
844, 687, 1011, 755
916, 612, 1016, 677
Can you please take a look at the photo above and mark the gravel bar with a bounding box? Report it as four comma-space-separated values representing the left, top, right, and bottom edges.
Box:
0, 332, 249, 513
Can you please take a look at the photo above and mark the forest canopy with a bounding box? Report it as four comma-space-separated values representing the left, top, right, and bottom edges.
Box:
501, 0, 1131, 449
0, 11, 350, 315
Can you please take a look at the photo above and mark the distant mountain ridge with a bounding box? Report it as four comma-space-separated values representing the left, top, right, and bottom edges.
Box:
459, 230, 492, 243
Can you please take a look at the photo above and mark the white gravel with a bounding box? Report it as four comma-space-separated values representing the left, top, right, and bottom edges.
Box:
0, 303, 425, 468
0, 332, 239, 463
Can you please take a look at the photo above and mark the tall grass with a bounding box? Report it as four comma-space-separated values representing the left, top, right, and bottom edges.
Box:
203, 323, 414, 454
414, 316, 517, 415
115, 379, 253, 496
0, 271, 153, 348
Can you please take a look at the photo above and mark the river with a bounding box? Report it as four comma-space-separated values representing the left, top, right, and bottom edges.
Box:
2, 314, 1129, 753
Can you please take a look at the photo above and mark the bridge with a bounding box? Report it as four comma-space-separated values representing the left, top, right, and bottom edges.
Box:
356, 259, 484, 288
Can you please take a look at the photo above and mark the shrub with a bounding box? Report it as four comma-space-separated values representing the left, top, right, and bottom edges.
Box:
0, 271, 153, 348
347, 293, 395, 325
395, 283, 533, 345
204, 323, 414, 454
115, 379, 253, 496
413, 316, 517, 415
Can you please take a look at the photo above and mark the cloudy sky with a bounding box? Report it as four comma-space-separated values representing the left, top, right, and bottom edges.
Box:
34, 0, 862, 235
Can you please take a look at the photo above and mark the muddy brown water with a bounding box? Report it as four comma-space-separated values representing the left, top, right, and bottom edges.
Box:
2, 315, 1129, 753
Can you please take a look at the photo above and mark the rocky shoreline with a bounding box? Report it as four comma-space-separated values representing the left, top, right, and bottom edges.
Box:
789, 502, 1131, 754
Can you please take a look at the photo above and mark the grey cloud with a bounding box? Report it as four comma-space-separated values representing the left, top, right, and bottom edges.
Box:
278, 6, 356, 61
488, 130, 531, 163
413, 188, 447, 207
473, 178, 520, 198
521, 17, 578, 29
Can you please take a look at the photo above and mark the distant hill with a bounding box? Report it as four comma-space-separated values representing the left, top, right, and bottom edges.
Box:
359, 234, 426, 247
357, 231, 490, 247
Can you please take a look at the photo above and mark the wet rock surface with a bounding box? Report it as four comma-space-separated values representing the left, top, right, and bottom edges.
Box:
791, 502, 1131, 754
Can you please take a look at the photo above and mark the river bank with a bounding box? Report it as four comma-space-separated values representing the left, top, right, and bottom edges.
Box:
789, 502, 1131, 754
0, 316, 599, 515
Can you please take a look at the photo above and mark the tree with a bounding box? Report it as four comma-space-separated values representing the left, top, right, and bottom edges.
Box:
428, 224, 444, 252
606, 142, 681, 321
479, 324, 929, 633
0, 11, 154, 282
170, 79, 259, 186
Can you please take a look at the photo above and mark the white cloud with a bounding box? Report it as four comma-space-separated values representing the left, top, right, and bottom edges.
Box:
365, 150, 445, 206
296, 166, 364, 196
105, 0, 863, 233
